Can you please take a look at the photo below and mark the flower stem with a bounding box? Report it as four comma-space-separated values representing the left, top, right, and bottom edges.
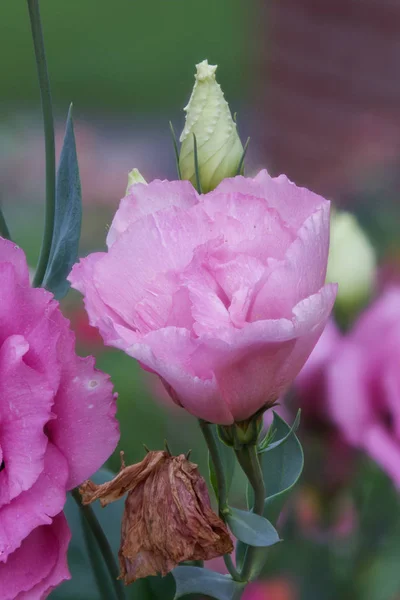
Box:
72, 489, 126, 600
0, 206, 11, 240
234, 444, 266, 581
198, 420, 242, 582
26, 0, 56, 288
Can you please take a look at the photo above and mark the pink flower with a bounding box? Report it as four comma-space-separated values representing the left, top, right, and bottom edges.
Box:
295, 319, 341, 422
328, 288, 400, 486
0, 238, 119, 599
69, 171, 336, 424
242, 578, 297, 600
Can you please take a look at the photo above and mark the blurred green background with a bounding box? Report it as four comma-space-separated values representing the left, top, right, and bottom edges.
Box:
2, 0, 253, 114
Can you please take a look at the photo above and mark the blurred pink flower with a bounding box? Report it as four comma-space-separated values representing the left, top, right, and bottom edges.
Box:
294, 487, 357, 543
328, 287, 400, 486
0, 238, 119, 598
242, 578, 297, 600
295, 319, 341, 423
70, 171, 336, 424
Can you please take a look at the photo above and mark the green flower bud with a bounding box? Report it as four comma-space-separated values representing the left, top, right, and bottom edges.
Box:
126, 168, 147, 194
179, 59, 244, 193
218, 413, 264, 449
327, 210, 376, 316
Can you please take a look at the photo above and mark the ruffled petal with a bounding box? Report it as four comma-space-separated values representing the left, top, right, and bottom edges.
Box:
194, 284, 337, 421
0, 335, 53, 507
0, 444, 68, 561
0, 514, 71, 600
215, 170, 328, 230
249, 204, 331, 321
107, 180, 199, 246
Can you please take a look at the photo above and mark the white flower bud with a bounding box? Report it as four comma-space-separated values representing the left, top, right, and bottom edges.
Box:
179, 60, 244, 193
326, 210, 376, 314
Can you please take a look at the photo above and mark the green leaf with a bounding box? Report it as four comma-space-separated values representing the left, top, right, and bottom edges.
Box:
42, 104, 82, 299
169, 121, 182, 180
192, 133, 202, 194
172, 567, 245, 600
226, 506, 280, 547
51, 468, 154, 600
236, 136, 250, 176
208, 426, 235, 500
259, 410, 301, 453
261, 412, 304, 524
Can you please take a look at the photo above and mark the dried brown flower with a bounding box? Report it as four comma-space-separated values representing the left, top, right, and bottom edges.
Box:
80, 451, 233, 583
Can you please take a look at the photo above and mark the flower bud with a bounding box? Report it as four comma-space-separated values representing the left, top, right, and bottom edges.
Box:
218, 413, 264, 449
179, 59, 244, 193
80, 451, 233, 583
326, 210, 376, 316
126, 168, 147, 194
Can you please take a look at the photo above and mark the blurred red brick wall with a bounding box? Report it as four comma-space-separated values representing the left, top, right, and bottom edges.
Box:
257, 0, 400, 199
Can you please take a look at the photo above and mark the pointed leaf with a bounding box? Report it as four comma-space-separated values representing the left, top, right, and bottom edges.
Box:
173, 567, 245, 600
261, 413, 304, 524
208, 425, 235, 500
259, 410, 301, 453
42, 104, 82, 299
226, 507, 280, 547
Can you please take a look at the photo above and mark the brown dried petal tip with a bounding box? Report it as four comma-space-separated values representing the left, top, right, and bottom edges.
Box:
79, 450, 233, 584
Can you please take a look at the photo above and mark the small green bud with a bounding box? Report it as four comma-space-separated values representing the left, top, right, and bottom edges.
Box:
179, 59, 244, 193
126, 168, 147, 194
218, 413, 264, 449
327, 210, 376, 317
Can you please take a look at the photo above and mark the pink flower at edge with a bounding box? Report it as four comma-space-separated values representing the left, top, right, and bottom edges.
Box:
294, 319, 341, 424
328, 287, 400, 487
242, 578, 297, 600
0, 238, 119, 599
69, 171, 336, 425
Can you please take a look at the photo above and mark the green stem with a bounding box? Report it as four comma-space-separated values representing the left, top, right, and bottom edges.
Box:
234, 445, 266, 581
72, 489, 126, 600
0, 206, 11, 240
27, 0, 56, 288
81, 511, 114, 600
198, 420, 242, 582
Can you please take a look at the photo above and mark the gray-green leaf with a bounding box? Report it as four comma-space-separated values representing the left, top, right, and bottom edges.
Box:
226, 506, 280, 547
261, 412, 304, 524
173, 567, 245, 600
42, 104, 82, 299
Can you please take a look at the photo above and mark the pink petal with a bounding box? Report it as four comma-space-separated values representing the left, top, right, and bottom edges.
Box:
327, 341, 373, 445
68, 252, 129, 348
215, 170, 328, 230
202, 191, 294, 261
107, 179, 199, 246
96, 205, 215, 331
194, 284, 336, 422
0, 238, 30, 286
0, 335, 53, 507
47, 323, 119, 489
0, 443, 68, 562
249, 204, 330, 321
126, 327, 234, 424
1, 514, 71, 600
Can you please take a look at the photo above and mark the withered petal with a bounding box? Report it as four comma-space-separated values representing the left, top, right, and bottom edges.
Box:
80, 450, 233, 583
79, 451, 166, 507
